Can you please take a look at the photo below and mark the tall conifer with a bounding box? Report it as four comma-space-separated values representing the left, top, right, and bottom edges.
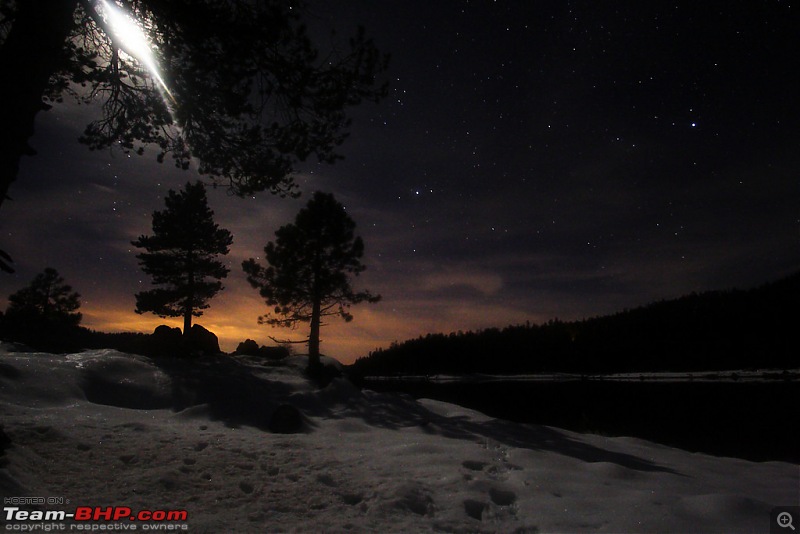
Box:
133, 181, 232, 336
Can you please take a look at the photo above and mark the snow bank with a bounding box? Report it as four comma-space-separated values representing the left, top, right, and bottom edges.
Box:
0, 345, 796, 533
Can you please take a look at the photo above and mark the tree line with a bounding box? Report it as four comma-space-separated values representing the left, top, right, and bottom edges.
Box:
351, 271, 799, 376
0, 183, 379, 368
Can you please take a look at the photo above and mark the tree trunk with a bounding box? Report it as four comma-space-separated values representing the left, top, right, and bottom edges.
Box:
0, 0, 78, 210
308, 297, 321, 369
183, 307, 192, 338
183, 255, 194, 337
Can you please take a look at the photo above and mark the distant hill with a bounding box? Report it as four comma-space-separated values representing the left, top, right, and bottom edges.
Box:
351, 271, 800, 376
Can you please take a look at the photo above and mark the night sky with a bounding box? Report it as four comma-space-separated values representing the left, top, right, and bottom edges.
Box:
1, 1, 798, 363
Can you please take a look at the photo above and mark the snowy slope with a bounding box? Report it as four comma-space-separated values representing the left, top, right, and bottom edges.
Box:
0, 345, 797, 533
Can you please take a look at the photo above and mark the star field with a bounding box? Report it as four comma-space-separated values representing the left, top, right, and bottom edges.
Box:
1, 0, 798, 361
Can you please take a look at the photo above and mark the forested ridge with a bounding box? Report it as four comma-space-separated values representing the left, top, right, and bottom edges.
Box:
352, 271, 799, 376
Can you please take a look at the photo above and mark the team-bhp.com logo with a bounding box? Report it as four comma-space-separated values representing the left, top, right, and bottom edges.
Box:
4, 506, 188, 529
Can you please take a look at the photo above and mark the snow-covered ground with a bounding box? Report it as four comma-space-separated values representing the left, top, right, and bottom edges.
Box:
1, 345, 797, 533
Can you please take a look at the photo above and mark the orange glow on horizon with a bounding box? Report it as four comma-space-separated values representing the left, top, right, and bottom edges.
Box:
79, 298, 400, 365
80, 292, 539, 365
74, 255, 540, 365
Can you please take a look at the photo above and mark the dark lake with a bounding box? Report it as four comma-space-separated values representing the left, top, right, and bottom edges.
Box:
361, 376, 799, 463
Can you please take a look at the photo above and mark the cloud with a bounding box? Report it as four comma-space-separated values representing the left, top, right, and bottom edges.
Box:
421, 270, 503, 297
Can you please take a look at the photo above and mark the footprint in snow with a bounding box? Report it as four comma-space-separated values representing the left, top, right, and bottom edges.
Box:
464, 488, 519, 522
489, 487, 517, 506
316, 473, 337, 487
463, 499, 488, 520
462, 460, 488, 471
340, 492, 363, 506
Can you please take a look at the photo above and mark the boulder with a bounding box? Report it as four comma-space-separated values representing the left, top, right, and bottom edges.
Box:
152, 325, 182, 343
258, 346, 290, 360
233, 339, 290, 360
148, 324, 219, 356
149, 325, 183, 356
234, 339, 260, 356
188, 324, 220, 354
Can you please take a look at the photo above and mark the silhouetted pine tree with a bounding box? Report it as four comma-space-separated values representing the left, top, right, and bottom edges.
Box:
243, 192, 380, 369
5, 267, 81, 326
0, 267, 82, 350
132, 181, 232, 336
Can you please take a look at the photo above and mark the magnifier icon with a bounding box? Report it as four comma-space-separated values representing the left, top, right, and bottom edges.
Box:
778, 512, 796, 531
